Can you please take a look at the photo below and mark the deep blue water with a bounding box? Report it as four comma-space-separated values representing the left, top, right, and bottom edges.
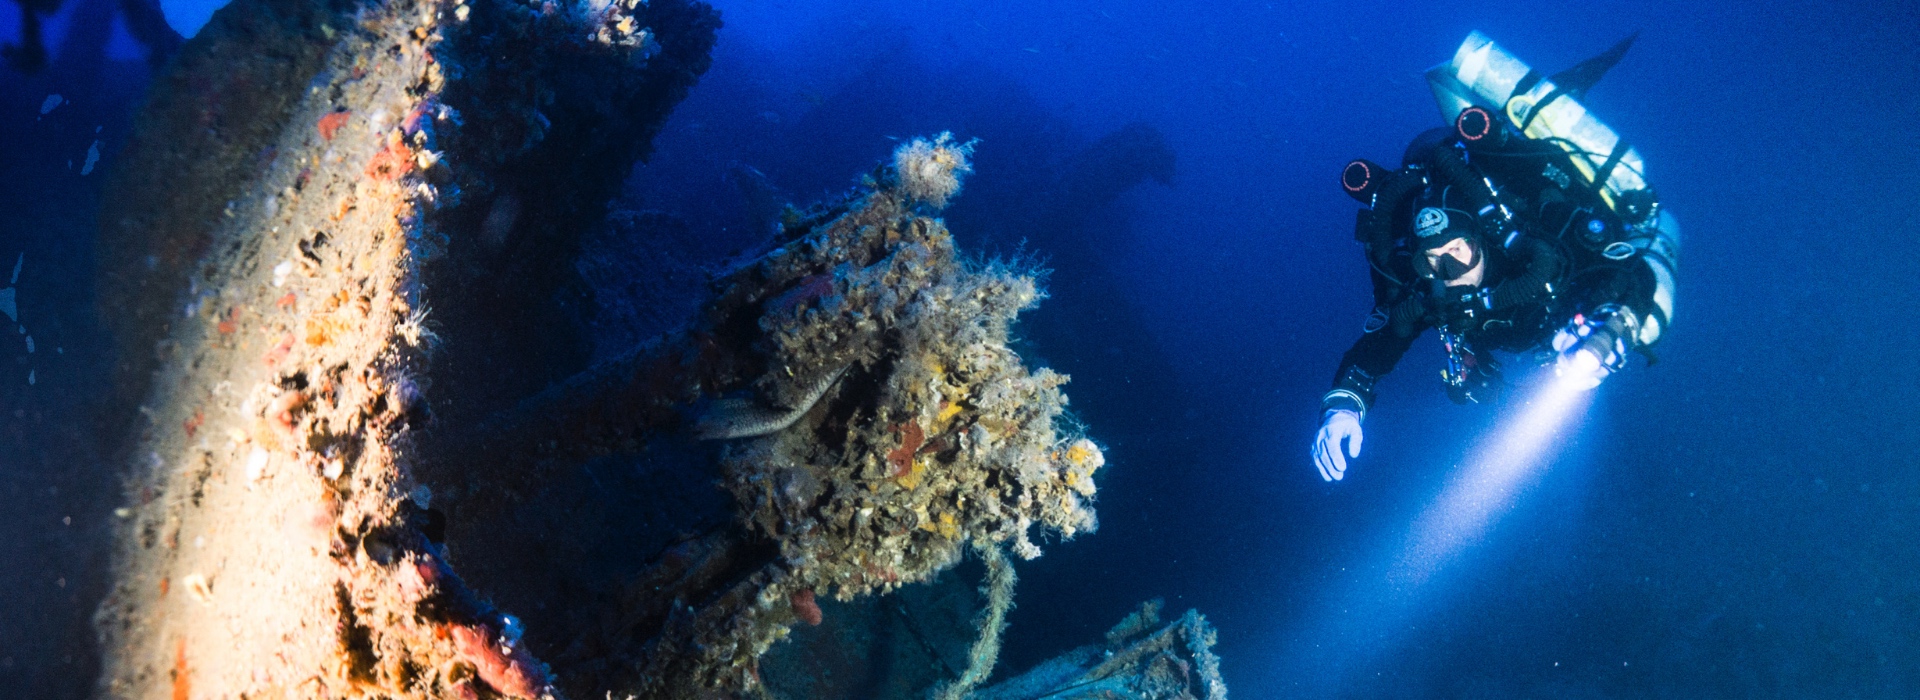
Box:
6, 0, 1920, 696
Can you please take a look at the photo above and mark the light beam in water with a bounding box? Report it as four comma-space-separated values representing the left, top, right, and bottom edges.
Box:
1388, 370, 1595, 591
1278, 368, 1601, 695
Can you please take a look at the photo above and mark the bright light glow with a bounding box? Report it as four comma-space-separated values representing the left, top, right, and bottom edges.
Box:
1275, 372, 1597, 694
1386, 374, 1594, 590
1555, 347, 1606, 391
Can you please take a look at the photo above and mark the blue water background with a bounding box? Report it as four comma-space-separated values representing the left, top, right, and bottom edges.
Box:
5, 0, 1919, 696
666, 2, 1920, 695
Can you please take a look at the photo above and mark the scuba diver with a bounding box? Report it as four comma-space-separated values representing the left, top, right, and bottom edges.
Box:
1312, 32, 1679, 481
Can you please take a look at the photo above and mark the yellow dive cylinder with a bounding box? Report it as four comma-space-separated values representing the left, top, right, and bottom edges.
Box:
1427, 31, 1677, 349
1426, 32, 1650, 220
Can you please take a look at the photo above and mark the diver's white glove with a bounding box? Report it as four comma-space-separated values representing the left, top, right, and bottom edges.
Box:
1312, 409, 1363, 482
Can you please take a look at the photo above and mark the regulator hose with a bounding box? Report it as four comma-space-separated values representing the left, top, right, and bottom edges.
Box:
1424, 144, 1497, 218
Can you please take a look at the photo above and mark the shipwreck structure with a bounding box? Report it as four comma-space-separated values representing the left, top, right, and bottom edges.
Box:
87, 0, 1228, 695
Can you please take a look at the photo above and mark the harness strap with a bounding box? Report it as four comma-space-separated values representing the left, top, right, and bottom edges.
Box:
1591, 138, 1632, 195
1517, 83, 1576, 133
1512, 69, 1545, 100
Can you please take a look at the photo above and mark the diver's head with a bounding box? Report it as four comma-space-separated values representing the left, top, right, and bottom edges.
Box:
1409, 186, 1486, 286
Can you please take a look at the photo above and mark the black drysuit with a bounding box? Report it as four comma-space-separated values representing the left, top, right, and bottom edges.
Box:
1323, 136, 1666, 415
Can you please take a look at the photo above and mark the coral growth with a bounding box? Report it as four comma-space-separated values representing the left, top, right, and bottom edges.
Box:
886, 420, 927, 476
653, 133, 1105, 693
715, 160, 1102, 588
892, 131, 978, 209
447, 622, 553, 699
789, 589, 823, 626
362, 131, 416, 182
317, 110, 351, 141
432, 134, 1109, 697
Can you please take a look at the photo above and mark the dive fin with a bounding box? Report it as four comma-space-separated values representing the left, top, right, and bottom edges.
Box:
1550, 32, 1639, 99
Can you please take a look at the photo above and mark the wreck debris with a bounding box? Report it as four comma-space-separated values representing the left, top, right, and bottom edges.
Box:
570, 209, 718, 359
82, 0, 1213, 685
714, 134, 1105, 587
971, 600, 1229, 700
933, 543, 1017, 700
2, 0, 181, 73
651, 135, 1110, 693
420, 135, 1108, 697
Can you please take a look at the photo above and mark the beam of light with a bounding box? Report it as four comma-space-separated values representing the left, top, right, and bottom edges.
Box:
1274, 368, 1601, 696
1386, 370, 1596, 592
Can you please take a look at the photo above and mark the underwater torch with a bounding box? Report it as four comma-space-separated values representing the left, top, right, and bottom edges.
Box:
1552, 306, 1634, 392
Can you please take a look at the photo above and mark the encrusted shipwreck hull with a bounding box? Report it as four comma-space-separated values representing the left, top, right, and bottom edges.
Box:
417, 136, 1109, 697
92, 0, 1224, 692
93, 0, 717, 694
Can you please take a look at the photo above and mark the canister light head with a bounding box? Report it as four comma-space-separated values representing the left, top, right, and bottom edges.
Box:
1342, 158, 1387, 204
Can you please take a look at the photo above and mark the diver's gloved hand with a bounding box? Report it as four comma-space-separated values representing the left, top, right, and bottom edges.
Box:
1312, 409, 1363, 482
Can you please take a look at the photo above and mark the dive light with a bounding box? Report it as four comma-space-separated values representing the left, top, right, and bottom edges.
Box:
1552, 308, 1633, 390
1454, 106, 1507, 147
1341, 158, 1392, 205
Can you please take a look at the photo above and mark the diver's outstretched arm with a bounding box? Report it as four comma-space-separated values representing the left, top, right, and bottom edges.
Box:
1313, 312, 1425, 480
